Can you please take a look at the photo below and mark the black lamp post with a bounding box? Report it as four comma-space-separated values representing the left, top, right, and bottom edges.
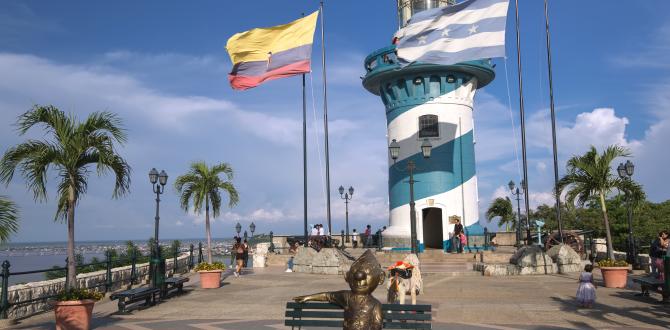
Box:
389, 138, 432, 254
617, 160, 638, 268
339, 185, 354, 243
244, 230, 248, 242
508, 179, 525, 247
250, 222, 256, 237
149, 168, 167, 289
235, 222, 241, 238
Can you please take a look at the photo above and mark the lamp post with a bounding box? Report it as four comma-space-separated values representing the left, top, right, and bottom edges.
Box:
244, 230, 248, 242
389, 139, 432, 254
508, 180, 525, 247
339, 185, 354, 243
149, 168, 167, 290
250, 222, 256, 237
617, 160, 638, 268
235, 222, 241, 239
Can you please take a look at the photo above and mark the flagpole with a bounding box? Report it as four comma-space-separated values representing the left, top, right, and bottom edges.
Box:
514, 0, 532, 245
302, 73, 308, 246
544, 0, 563, 243
319, 1, 333, 239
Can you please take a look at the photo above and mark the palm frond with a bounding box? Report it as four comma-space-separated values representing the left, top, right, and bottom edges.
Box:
0, 195, 19, 243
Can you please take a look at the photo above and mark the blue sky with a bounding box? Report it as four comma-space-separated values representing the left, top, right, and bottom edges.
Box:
1, 0, 669, 243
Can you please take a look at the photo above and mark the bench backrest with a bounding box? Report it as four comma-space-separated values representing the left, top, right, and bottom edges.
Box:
285, 302, 431, 329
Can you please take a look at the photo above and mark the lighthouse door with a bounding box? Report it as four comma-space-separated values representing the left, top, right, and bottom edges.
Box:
422, 207, 443, 249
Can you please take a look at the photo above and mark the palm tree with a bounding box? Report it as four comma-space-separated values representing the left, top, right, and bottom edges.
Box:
557, 145, 644, 260
175, 161, 239, 263
0, 195, 19, 243
0, 105, 131, 289
486, 197, 516, 231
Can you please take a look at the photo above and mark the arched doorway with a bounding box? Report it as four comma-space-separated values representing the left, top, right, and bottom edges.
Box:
422, 207, 443, 249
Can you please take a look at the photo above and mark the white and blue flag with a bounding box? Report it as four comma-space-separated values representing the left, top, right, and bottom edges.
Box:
395, 0, 509, 65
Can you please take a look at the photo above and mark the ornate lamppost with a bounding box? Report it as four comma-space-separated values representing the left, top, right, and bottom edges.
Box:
389, 139, 432, 254
250, 222, 256, 237
617, 160, 638, 268
508, 179, 525, 247
149, 168, 167, 289
244, 230, 248, 242
338, 186, 354, 243
235, 222, 241, 239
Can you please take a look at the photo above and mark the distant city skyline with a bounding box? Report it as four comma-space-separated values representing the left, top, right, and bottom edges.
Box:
1, 0, 669, 242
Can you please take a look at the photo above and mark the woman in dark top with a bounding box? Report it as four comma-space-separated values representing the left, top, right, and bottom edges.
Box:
233, 237, 244, 277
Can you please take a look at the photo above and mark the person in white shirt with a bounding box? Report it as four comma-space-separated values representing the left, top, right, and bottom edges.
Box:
352, 229, 358, 248
318, 224, 325, 236
311, 225, 318, 236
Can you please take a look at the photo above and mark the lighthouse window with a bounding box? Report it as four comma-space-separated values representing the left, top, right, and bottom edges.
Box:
419, 115, 439, 138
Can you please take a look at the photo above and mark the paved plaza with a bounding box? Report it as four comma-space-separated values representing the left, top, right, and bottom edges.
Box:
9, 263, 670, 330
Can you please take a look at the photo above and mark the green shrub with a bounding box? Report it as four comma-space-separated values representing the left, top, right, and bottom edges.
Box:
194, 262, 225, 271
597, 259, 628, 267
55, 288, 103, 301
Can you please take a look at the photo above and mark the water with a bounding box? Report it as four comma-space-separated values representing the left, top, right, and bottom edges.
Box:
0, 239, 235, 286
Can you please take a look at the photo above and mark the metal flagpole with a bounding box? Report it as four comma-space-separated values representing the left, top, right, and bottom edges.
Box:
514, 0, 532, 245
320, 1, 333, 239
303, 73, 308, 246
544, 0, 563, 243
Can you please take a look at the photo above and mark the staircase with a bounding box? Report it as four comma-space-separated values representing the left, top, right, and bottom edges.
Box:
346, 248, 484, 277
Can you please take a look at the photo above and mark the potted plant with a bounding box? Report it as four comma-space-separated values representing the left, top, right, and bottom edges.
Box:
52, 288, 103, 330
195, 262, 225, 289
597, 259, 629, 288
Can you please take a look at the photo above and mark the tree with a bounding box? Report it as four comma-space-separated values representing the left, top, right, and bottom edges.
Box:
0, 195, 19, 243
175, 161, 239, 263
0, 105, 131, 289
485, 197, 516, 231
557, 145, 644, 260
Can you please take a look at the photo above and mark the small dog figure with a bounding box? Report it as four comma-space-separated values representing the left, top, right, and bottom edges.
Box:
293, 250, 386, 330
387, 254, 422, 305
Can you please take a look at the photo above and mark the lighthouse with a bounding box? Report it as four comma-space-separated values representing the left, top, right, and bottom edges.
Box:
362, 0, 496, 251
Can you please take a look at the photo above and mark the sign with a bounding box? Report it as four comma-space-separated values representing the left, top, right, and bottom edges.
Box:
448, 215, 461, 224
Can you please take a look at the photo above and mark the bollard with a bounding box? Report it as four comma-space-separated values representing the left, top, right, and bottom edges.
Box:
105, 250, 113, 292
130, 249, 137, 286
189, 244, 194, 270
0, 261, 10, 319
341, 230, 345, 249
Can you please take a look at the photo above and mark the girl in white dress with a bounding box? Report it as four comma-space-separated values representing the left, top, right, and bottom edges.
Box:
576, 264, 596, 308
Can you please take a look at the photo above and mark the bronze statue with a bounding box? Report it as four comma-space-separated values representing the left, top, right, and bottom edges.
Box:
293, 250, 386, 330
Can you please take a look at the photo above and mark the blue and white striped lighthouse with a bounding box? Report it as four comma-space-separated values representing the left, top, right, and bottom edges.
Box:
362, 0, 496, 251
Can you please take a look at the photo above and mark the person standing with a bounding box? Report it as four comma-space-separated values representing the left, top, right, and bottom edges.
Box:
365, 225, 372, 248
652, 230, 669, 279
233, 237, 244, 277
242, 239, 250, 268
452, 219, 464, 253
352, 229, 359, 248
576, 264, 596, 308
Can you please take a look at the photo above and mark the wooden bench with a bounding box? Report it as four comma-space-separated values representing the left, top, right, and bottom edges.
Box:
164, 276, 189, 296
285, 302, 432, 329
110, 287, 161, 314
631, 276, 664, 296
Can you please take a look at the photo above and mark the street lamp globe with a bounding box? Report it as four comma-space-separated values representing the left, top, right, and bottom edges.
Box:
250, 222, 256, 236
625, 160, 634, 177
158, 170, 168, 186
389, 139, 400, 161
338, 185, 345, 196
508, 180, 515, 192
420, 139, 432, 158
348, 186, 354, 196
235, 222, 241, 235
617, 162, 626, 179
149, 168, 159, 184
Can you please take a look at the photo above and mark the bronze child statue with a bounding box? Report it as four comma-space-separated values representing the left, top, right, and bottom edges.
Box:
293, 250, 386, 330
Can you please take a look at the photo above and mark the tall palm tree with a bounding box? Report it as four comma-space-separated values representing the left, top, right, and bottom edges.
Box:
486, 197, 516, 231
0, 195, 19, 243
0, 105, 131, 289
175, 161, 239, 263
557, 145, 644, 260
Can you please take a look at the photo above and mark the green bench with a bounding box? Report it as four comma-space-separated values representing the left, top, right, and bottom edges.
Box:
285, 302, 432, 329
164, 276, 189, 296
631, 276, 663, 296
110, 287, 161, 314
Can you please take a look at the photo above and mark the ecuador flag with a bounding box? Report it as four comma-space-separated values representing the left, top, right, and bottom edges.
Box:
226, 12, 318, 90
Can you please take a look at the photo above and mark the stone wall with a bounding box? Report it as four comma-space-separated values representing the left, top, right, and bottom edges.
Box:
1, 254, 190, 320
292, 247, 352, 275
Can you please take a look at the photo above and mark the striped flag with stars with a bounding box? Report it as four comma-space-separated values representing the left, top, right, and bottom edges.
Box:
395, 0, 509, 65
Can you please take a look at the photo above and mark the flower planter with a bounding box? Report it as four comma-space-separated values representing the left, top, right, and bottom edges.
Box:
600, 266, 629, 288
199, 270, 223, 288
53, 299, 96, 330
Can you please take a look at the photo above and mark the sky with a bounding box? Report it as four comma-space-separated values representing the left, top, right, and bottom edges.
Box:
1, 0, 669, 243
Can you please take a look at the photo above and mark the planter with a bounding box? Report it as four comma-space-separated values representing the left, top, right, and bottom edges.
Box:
198, 270, 223, 289
53, 299, 96, 330
600, 266, 629, 288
